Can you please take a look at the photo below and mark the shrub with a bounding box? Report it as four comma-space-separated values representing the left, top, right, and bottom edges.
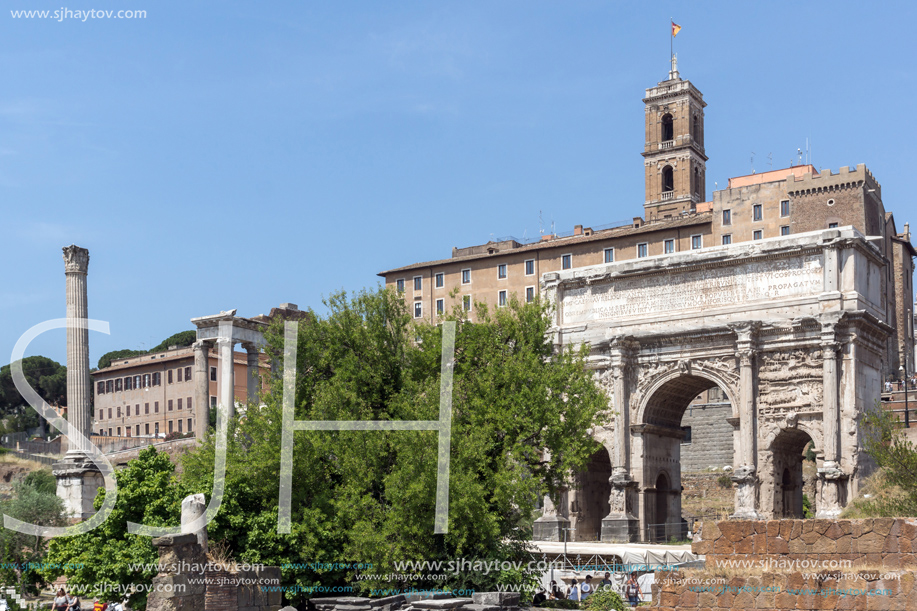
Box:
541, 600, 580, 610
583, 588, 626, 611
716, 475, 732, 488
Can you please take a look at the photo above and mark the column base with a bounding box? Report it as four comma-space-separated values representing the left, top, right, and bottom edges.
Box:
601, 514, 639, 543
816, 466, 848, 519
730, 466, 762, 520
532, 516, 570, 542
53, 455, 104, 520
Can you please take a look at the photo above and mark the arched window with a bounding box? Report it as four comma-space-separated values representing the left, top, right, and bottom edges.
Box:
694, 167, 701, 196
661, 113, 674, 142
662, 166, 674, 193
693, 114, 700, 143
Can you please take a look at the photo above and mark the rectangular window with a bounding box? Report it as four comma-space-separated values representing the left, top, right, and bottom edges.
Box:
97, 381, 105, 395
188, 418, 193, 432
178, 419, 183, 433
155, 423, 159, 436
126, 405, 131, 417
604, 248, 614, 263
497, 264, 507, 279
664, 239, 675, 254
435, 272, 444, 288
396, 279, 405, 293
525, 259, 535, 275
117, 406, 121, 417
134, 375, 141, 389
107, 408, 112, 419
153, 372, 161, 386
124, 376, 131, 390
436, 299, 444, 315
753, 230, 763, 240
498, 290, 507, 307
126, 428, 131, 438
722, 209, 732, 226
526, 286, 535, 303
135, 424, 139, 436
780, 200, 790, 217
691, 235, 702, 250
168, 421, 173, 434
168, 369, 173, 384
155, 401, 160, 413
210, 396, 217, 408
98, 408, 103, 421
184, 366, 191, 381
413, 276, 422, 291
178, 398, 183, 410
681, 426, 692, 444
722, 234, 732, 245
117, 427, 121, 436
561, 254, 572, 270
414, 302, 422, 318
115, 378, 122, 392
463, 295, 471, 311
106, 380, 113, 393
109, 428, 113, 437
753, 204, 763, 221
145, 423, 150, 436
461, 269, 471, 284
828, 222, 838, 229
210, 367, 216, 381
143, 374, 151, 388
780, 225, 790, 236
187, 397, 192, 411
144, 403, 149, 415
168, 400, 173, 411
638, 243, 648, 258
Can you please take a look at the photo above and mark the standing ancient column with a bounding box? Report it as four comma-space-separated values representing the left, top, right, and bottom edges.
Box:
192, 340, 211, 439
217, 337, 235, 421
63, 245, 91, 456
244, 343, 260, 406
55, 245, 104, 519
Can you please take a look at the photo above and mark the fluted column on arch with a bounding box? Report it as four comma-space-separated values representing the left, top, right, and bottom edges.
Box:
730, 322, 762, 520
601, 336, 639, 542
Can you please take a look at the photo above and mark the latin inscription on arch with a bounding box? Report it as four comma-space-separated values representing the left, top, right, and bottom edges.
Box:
561, 254, 823, 324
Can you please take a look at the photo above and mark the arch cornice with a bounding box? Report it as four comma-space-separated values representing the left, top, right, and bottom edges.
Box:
634, 361, 740, 427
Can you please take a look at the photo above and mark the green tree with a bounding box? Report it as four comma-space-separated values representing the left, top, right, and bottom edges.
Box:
0, 356, 66, 418
22, 469, 56, 495
181, 287, 607, 602
43, 448, 193, 609
0, 477, 66, 597
96, 349, 145, 371
854, 403, 917, 516
149, 330, 197, 354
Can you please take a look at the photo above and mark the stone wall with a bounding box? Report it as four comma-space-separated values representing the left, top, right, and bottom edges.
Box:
679, 402, 733, 473
651, 570, 915, 610
692, 518, 917, 569
309, 592, 520, 611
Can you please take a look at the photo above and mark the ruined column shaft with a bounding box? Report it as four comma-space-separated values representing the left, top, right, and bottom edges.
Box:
245, 346, 260, 406
64, 246, 91, 454
217, 338, 235, 421
192, 340, 210, 439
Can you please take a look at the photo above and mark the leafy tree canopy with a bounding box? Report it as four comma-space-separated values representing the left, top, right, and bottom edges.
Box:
0, 356, 66, 416
180, 287, 608, 603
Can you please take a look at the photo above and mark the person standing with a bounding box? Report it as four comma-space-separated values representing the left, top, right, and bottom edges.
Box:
625, 573, 642, 607
550, 580, 563, 600
53, 589, 68, 611
581, 575, 593, 599
567, 579, 581, 601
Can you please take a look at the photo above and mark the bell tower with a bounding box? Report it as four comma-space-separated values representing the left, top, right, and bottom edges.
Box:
642, 55, 708, 220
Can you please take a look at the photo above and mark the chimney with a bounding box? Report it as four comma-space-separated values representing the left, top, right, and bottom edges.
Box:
574, 225, 583, 236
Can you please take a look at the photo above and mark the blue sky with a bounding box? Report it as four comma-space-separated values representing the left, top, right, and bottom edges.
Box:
1, 1, 915, 367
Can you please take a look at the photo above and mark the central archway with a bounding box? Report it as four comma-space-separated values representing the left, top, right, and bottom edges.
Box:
636, 371, 737, 541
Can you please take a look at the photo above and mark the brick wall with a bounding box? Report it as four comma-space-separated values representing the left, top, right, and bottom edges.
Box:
679, 403, 733, 472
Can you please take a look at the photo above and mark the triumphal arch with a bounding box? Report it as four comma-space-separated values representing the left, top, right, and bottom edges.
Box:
534, 227, 889, 542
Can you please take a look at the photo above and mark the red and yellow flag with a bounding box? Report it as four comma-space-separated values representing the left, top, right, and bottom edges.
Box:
672, 21, 682, 37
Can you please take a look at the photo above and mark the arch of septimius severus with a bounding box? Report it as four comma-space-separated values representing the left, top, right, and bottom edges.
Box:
534, 226, 890, 542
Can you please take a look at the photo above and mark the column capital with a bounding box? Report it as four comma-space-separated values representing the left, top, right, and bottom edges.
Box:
728, 321, 761, 345
821, 341, 841, 359
215, 337, 234, 348
735, 348, 756, 367
62, 245, 90, 274
192, 339, 211, 351
241, 342, 261, 354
